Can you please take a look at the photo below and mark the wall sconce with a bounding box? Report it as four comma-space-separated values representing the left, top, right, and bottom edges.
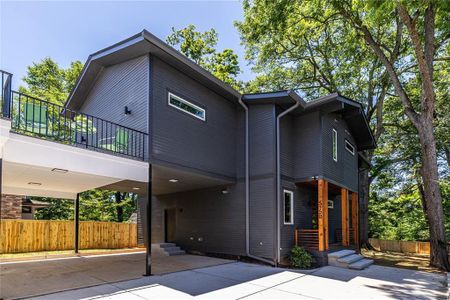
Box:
221, 188, 229, 194
124, 106, 132, 115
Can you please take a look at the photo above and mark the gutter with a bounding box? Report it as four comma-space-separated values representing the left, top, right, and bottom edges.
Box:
238, 96, 276, 266
275, 91, 303, 265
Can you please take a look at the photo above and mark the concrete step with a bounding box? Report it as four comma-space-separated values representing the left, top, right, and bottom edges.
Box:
337, 254, 364, 264
163, 246, 182, 253
328, 250, 355, 259
349, 258, 374, 270
158, 243, 176, 248
166, 250, 186, 256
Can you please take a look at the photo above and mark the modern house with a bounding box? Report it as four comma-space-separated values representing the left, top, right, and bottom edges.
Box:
0, 29, 375, 269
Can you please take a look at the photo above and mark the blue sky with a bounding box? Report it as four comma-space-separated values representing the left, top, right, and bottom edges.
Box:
0, 1, 253, 88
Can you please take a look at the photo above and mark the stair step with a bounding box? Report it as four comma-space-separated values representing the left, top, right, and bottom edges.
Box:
337, 254, 364, 264
349, 259, 374, 270
164, 246, 181, 253
166, 250, 186, 256
328, 250, 355, 259
159, 243, 176, 248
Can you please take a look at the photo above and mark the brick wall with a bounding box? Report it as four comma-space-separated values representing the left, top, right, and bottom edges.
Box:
1, 194, 23, 219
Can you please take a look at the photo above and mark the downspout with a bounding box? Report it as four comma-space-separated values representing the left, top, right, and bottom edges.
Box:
238, 96, 275, 266
275, 92, 301, 265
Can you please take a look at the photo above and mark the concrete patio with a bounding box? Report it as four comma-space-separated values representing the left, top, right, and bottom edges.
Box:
16, 261, 450, 300
0, 252, 233, 299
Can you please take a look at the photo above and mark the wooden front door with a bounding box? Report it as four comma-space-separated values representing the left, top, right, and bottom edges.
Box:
165, 208, 176, 243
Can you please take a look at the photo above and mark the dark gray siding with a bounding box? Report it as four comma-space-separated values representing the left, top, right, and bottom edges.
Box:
280, 115, 294, 178
328, 194, 342, 244
151, 57, 237, 178
248, 104, 276, 260
279, 181, 315, 260
80, 55, 149, 133
151, 183, 246, 256
321, 113, 358, 191
293, 112, 321, 180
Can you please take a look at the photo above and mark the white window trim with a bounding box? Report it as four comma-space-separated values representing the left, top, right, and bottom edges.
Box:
168, 92, 206, 121
345, 139, 355, 155
283, 189, 294, 225
332, 128, 338, 162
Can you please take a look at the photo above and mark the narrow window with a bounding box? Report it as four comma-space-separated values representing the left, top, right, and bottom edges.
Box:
332, 128, 338, 162
168, 92, 206, 121
345, 140, 355, 155
283, 189, 294, 225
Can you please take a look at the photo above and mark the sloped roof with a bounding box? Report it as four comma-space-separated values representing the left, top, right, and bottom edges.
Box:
242, 91, 376, 151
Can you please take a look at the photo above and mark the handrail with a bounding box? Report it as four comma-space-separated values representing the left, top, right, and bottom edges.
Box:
0, 69, 148, 161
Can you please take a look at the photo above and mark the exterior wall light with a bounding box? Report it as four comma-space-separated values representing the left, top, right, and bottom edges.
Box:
124, 106, 132, 115
132, 187, 140, 190
221, 188, 229, 194
169, 179, 178, 183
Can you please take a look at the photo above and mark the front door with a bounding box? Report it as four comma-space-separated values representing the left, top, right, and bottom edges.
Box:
164, 208, 176, 243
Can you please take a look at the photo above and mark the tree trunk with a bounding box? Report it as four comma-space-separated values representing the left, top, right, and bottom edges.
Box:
115, 192, 123, 222
417, 120, 449, 270
358, 168, 370, 248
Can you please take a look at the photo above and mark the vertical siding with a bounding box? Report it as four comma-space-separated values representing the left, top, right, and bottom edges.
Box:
80, 55, 149, 133
151, 57, 237, 178
150, 184, 246, 256
248, 104, 276, 260
293, 112, 321, 180
279, 182, 315, 260
320, 113, 358, 191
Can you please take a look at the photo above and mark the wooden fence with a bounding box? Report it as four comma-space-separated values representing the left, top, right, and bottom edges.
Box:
369, 238, 450, 256
0, 220, 137, 254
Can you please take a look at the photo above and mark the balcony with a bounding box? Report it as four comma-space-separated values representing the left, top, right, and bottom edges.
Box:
1, 70, 148, 161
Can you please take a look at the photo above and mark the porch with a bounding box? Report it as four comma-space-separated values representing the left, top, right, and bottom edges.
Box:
294, 179, 359, 253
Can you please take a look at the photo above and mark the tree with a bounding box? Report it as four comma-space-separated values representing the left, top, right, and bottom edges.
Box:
236, 0, 392, 248
330, 0, 449, 271
167, 25, 242, 89
19, 58, 83, 105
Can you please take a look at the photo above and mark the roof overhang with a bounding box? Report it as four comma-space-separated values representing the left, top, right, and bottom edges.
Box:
242, 92, 376, 151
65, 30, 241, 110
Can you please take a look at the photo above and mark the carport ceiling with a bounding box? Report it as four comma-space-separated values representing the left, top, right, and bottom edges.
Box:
102, 165, 233, 195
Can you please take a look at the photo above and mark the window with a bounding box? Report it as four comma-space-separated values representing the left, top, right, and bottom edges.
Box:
332, 128, 338, 162
345, 140, 355, 155
168, 92, 206, 121
283, 189, 294, 225
328, 200, 334, 209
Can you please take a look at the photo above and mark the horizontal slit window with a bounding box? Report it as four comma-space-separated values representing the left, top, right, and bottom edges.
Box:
345, 139, 355, 155
168, 92, 206, 121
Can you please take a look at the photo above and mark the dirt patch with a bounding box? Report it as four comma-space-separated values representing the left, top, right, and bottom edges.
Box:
361, 249, 444, 274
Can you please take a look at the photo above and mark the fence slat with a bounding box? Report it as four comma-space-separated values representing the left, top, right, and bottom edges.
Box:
369, 238, 449, 260
0, 220, 137, 254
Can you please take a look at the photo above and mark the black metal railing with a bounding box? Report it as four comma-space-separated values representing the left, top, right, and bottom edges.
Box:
1, 70, 148, 160
1, 70, 13, 118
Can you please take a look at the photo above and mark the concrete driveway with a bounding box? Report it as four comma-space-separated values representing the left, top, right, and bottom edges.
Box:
24, 262, 448, 300
0, 252, 232, 299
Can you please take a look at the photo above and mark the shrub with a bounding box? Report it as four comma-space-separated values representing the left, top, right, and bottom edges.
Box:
290, 246, 313, 269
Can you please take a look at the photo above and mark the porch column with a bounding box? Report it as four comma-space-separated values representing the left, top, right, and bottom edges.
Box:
318, 179, 329, 251
74, 193, 80, 253
144, 164, 152, 276
351, 192, 359, 247
341, 188, 349, 246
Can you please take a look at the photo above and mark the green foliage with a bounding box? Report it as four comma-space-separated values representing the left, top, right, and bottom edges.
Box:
167, 25, 241, 89
19, 58, 83, 105
290, 246, 313, 269
33, 190, 137, 222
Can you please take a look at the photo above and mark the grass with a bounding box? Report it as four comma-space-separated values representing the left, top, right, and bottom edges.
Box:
361, 249, 443, 274
0, 247, 144, 261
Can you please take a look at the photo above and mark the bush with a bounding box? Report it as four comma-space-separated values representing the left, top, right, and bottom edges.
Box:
290, 246, 313, 269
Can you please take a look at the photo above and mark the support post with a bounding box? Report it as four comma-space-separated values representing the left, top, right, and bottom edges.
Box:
323, 180, 329, 251
341, 188, 349, 246
0, 158, 2, 220
318, 179, 328, 251
351, 192, 359, 248
74, 193, 80, 253
144, 164, 152, 276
